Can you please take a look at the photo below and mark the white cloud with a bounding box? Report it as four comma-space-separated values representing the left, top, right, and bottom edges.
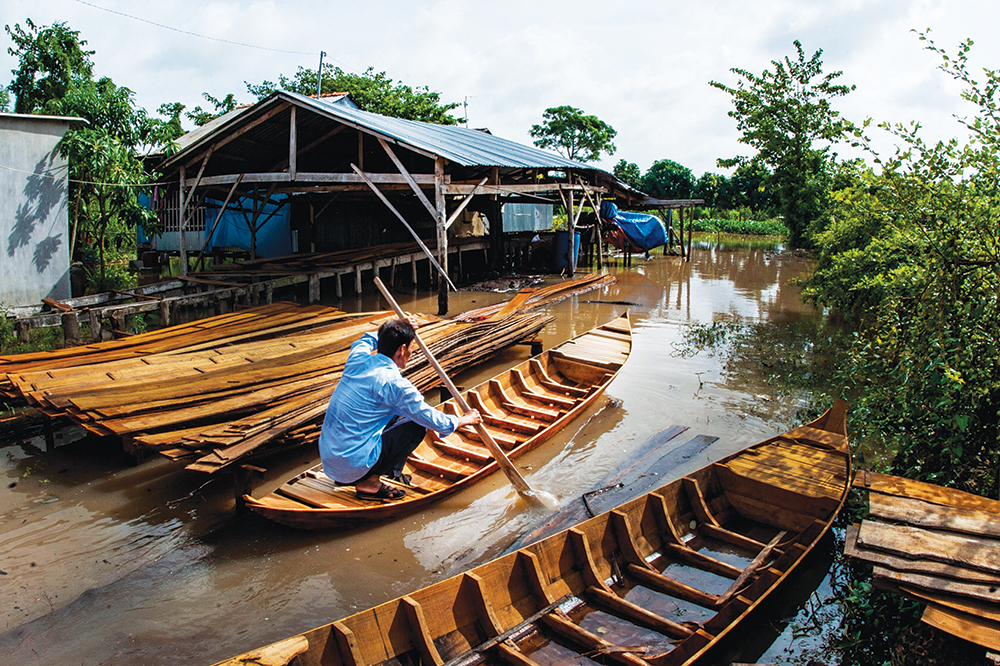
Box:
3, 0, 998, 175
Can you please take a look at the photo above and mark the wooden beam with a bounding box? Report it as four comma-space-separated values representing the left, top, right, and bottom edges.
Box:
193, 172, 440, 187
177, 102, 289, 170
445, 182, 603, 196
378, 137, 438, 220
350, 163, 456, 291
194, 174, 244, 272
445, 177, 489, 230
288, 106, 297, 180
435, 156, 449, 315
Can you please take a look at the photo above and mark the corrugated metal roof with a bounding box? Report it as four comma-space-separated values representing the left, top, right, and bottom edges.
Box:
282, 91, 591, 170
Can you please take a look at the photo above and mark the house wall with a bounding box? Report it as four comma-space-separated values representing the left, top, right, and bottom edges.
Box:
0, 115, 73, 307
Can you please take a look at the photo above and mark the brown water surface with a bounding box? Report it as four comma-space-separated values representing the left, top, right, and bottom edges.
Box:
0, 239, 827, 665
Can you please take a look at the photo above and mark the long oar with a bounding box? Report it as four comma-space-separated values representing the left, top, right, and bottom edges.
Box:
373, 276, 540, 500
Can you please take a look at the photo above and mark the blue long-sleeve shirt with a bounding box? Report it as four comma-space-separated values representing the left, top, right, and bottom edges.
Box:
319, 331, 459, 483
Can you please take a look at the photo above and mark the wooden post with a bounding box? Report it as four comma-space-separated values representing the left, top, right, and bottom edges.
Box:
88, 308, 101, 341
309, 273, 321, 303
216, 294, 230, 315
335, 272, 343, 298
389, 255, 397, 289
61, 311, 80, 347
687, 207, 693, 262
678, 208, 686, 259
566, 182, 576, 278
111, 310, 125, 336
354, 264, 362, 294
235, 464, 266, 514
411, 256, 418, 286
288, 107, 297, 180
435, 157, 449, 315
265, 282, 274, 304
490, 167, 503, 271
158, 299, 170, 327
15, 319, 30, 343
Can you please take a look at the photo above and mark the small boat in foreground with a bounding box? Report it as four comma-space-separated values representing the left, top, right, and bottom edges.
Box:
218, 401, 850, 666
245, 313, 633, 528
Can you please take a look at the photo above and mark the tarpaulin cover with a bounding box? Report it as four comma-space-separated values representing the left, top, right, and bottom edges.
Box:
600, 202, 667, 252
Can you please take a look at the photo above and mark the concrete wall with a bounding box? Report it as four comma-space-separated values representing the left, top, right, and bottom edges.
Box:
0, 115, 74, 307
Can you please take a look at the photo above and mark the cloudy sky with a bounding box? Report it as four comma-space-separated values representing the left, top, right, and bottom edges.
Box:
3, 0, 997, 176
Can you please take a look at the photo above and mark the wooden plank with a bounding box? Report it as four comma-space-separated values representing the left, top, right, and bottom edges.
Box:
869, 492, 1000, 539
858, 521, 1000, 575
922, 603, 1000, 651
873, 566, 1000, 605
539, 610, 651, 666
844, 524, 1000, 585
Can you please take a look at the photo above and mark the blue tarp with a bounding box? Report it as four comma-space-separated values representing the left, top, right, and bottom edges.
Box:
600, 202, 667, 252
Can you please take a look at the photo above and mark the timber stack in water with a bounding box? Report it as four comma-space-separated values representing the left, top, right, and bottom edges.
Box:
846, 470, 1000, 651
0, 275, 614, 471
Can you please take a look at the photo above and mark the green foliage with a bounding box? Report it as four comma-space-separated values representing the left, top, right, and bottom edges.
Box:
640, 158, 694, 199
693, 171, 728, 210
804, 33, 1000, 498
691, 217, 789, 236
612, 159, 642, 189
247, 65, 459, 124
529, 105, 617, 162
0, 306, 63, 354
83, 261, 136, 293
6, 20, 162, 283
185, 92, 238, 127
711, 40, 856, 248
5, 19, 94, 114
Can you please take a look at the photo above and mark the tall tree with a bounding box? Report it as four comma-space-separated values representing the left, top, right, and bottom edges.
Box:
247, 65, 459, 124
710, 40, 855, 247
529, 106, 617, 162
613, 159, 642, 189
6, 19, 94, 114
640, 159, 695, 199
693, 172, 729, 211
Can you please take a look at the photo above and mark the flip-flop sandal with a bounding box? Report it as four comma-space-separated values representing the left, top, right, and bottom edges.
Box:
356, 483, 405, 501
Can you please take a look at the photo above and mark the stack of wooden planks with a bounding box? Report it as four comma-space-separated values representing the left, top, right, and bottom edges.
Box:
2, 275, 615, 472
455, 273, 616, 322
847, 470, 1000, 651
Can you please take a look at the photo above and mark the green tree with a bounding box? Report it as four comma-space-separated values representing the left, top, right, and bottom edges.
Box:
693, 171, 729, 211
728, 162, 774, 216
613, 159, 642, 189
6, 19, 94, 114
711, 40, 855, 247
803, 33, 1000, 497
185, 92, 238, 127
640, 159, 694, 199
6, 20, 161, 288
247, 65, 459, 124
529, 105, 617, 162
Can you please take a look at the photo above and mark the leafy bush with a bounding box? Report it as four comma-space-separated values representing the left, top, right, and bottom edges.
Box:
690, 218, 789, 236
84, 262, 136, 293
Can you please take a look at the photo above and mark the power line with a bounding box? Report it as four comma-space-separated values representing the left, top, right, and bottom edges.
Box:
72, 0, 316, 56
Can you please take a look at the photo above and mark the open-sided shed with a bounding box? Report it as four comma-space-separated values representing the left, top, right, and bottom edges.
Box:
153, 91, 693, 312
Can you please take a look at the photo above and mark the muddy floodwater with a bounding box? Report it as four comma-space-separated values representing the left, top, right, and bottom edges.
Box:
1, 238, 836, 665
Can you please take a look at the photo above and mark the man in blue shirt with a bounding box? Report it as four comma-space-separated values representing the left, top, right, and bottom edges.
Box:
319, 318, 481, 500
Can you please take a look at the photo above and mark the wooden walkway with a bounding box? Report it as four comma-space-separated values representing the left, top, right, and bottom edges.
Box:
847, 470, 1000, 651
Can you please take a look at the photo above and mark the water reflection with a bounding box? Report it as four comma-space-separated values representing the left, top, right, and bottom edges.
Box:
0, 237, 827, 665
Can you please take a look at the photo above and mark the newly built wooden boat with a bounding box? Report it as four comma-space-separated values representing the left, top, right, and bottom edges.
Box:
218, 401, 850, 666
244, 312, 633, 528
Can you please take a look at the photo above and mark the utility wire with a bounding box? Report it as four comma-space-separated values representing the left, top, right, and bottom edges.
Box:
72, 0, 317, 56
0, 162, 155, 188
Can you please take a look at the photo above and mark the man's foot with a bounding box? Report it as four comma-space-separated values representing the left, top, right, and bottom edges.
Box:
389, 472, 413, 486
356, 483, 406, 501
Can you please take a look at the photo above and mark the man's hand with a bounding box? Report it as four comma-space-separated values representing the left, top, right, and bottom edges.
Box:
455, 409, 482, 429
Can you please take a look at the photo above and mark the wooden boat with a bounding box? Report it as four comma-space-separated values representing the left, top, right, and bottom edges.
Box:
244, 312, 633, 528
218, 401, 850, 666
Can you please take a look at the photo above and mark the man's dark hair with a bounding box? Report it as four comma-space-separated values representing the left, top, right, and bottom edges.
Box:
377, 318, 416, 357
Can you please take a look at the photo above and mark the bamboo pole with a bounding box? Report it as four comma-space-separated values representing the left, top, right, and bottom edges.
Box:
373, 277, 537, 499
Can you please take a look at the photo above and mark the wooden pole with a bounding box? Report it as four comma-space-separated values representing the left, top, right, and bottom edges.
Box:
435, 157, 449, 315
373, 277, 537, 499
